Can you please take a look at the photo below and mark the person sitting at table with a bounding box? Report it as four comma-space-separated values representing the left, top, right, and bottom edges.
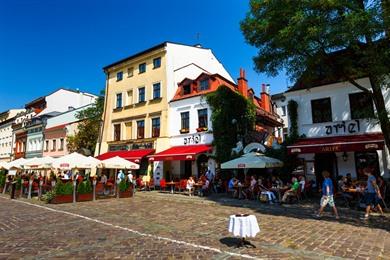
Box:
228, 177, 238, 197
100, 174, 107, 184
258, 178, 276, 203
246, 175, 257, 199
281, 177, 299, 203
346, 173, 353, 187
199, 178, 210, 197
186, 176, 195, 196
299, 176, 306, 193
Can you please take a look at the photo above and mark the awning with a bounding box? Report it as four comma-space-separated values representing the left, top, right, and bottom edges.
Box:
96, 149, 155, 163
287, 133, 384, 154
148, 145, 212, 161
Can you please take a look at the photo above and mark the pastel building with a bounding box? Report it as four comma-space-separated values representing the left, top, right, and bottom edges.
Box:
0, 109, 25, 162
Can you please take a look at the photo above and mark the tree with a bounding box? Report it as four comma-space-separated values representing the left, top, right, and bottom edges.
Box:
67, 91, 104, 155
206, 86, 256, 163
241, 0, 390, 152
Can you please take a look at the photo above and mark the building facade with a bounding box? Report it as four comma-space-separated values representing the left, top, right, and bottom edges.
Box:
0, 109, 25, 162
97, 42, 234, 174
285, 77, 390, 181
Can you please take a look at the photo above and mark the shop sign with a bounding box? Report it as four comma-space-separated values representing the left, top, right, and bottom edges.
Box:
183, 134, 201, 145
325, 119, 360, 135
238, 163, 246, 168
320, 145, 341, 152
365, 143, 379, 149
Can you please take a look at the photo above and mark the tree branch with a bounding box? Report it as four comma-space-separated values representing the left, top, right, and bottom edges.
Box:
346, 77, 372, 93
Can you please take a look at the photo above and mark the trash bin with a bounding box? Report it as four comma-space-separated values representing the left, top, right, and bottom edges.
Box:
10, 181, 17, 199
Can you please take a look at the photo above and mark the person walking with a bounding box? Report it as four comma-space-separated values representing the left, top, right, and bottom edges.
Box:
316, 171, 339, 219
363, 168, 384, 219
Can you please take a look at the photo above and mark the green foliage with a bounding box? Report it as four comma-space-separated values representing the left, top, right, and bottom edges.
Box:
118, 180, 130, 192
241, 0, 390, 152
0, 173, 5, 187
41, 191, 56, 203
15, 176, 21, 190
67, 91, 105, 155
287, 100, 299, 141
206, 85, 256, 163
54, 181, 73, 195
77, 180, 92, 194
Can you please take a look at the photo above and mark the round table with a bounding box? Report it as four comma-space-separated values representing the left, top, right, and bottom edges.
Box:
228, 214, 260, 248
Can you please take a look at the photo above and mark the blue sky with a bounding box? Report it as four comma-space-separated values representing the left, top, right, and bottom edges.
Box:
0, 0, 289, 112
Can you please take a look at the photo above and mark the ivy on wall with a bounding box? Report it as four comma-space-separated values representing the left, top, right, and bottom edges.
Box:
206, 85, 256, 163
287, 99, 299, 142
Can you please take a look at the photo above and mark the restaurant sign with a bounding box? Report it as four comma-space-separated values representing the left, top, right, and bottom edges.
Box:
325, 120, 360, 135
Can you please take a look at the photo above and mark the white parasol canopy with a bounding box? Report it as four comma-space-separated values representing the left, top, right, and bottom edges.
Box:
0, 161, 9, 170
101, 156, 139, 169
52, 152, 102, 169
22, 156, 54, 169
221, 152, 283, 169
6, 158, 27, 169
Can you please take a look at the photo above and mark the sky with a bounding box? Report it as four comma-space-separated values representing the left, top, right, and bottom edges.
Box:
0, 0, 289, 112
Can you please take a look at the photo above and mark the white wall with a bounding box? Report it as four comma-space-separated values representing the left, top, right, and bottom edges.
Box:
46, 104, 93, 129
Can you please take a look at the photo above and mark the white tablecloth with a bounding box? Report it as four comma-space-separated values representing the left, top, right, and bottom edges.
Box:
228, 214, 260, 238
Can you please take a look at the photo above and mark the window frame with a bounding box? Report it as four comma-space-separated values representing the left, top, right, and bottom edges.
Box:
199, 79, 209, 91
198, 109, 208, 128
116, 93, 123, 108
349, 92, 375, 119
153, 82, 161, 99
51, 139, 57, 151
113, 124, 121, 141
181, 112, 190, 132
151, 117, 160, 138
138, 87, 146, 103
183, 84, 191, 95
311, 97, 332, 123
137, 120, 145, 139
153, 57, 161, 69
138, 63, 146, 74
127, 67, 134, 77
116, 71, 123, 81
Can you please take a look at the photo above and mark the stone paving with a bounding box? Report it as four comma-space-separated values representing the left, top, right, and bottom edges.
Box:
0, 191, 389, 259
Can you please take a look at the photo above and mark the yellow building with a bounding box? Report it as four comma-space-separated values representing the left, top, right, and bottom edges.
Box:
96, 42, 234, 176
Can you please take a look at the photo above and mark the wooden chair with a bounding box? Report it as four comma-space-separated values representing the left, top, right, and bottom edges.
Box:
96, 183, 104, 195
148, 179, 155, 191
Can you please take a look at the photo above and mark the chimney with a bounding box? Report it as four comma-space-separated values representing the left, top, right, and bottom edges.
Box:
237, 68, 248, 98
261, 83, 271, 112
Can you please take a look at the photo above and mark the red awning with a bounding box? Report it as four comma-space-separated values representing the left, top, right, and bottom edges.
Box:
96, 149, 155, 163
148, 145, 212, 161
287, 133, 384, 154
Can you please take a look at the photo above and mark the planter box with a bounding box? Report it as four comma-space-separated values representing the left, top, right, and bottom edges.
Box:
77, 193, 93, 202
119, 189, 133, 198
51, 194, 73, 204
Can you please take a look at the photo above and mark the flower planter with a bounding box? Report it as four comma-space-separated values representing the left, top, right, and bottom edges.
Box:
119, 189, 133, 198
50, 194, 73, 204
77, 193, 93, 202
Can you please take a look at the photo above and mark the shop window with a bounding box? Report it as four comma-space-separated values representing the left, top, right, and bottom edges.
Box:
349, 92, 375, 119
311, 97, 332, 123
355, 152, 380, 180
137, 120, 145, 139
151, 118, 160, 137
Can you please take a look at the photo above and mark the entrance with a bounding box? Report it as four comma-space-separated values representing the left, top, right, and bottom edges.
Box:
184, 161, 192, 179
315, 153, 338, 184
355, 151, 380, 179
197, 154, 208, 178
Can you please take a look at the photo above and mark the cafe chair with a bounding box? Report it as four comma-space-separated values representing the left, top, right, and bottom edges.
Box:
159, 178, 166, 191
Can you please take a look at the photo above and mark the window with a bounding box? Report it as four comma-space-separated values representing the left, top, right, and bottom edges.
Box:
52, 139, 56, 151
349, 92, 374, 119
153, 57, 161, 69
116, 93, 122, 108
45, 140, 49, 151
198, 109, 208, 128
199, 79, 209, 91
139, 63, 146, 74
116, 71, 123, 81
153, 83, 161, 99
311, 98, 332, 123
151, 118, 160, 137
125, 122, 132, 139
137, 120, 145, 139
281, 106, 286, 116
183, 84, 191, 95
127, 90, 133, 105
138, 87, 145, 102
114, 124, 121, 141
127, 67, 134, 77
59, 138, 64, 150
181, 112, 190, 131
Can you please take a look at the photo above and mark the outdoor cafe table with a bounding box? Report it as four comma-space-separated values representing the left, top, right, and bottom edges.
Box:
193, 182, 203, 196
166, 181, 179, 194
228, 214, 259, 248
234, 184, 249, 199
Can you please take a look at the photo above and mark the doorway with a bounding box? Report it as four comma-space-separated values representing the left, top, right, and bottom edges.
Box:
184, 161, 192, 179
197, 154, 208, 178
314, 153, 338, 184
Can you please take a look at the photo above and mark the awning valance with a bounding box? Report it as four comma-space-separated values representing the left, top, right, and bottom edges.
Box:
287, 133, 384, 154
148, 145, 212, 161
96, 149, 155, 163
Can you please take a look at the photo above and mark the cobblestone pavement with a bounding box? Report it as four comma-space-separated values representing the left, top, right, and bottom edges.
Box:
0, 192, 389, 259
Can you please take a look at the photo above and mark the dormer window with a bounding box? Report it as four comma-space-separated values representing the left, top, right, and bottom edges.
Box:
183, 84, 191, 95
199, 79, 209, 91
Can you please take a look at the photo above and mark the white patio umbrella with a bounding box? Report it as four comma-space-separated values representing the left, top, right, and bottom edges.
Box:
22, 156, 54, 169
0, 161, 9, 170
102, 156, 139, 170
221, 152, 283, 169
52, 152, 102, 169
7, 158, 27, 169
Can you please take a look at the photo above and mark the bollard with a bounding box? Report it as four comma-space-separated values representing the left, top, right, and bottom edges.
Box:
116, 179, 120, 199
73, 179, 77, 204
38, 180, 43, 199
10, 181, 16, 199
92, 179, 97, 201
27, 180, 33, 199
3, 181, 8, 194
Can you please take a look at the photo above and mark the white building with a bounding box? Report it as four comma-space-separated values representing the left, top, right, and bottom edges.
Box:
272, 93, 288, 141
285, 77, 390, 181
0, 109, 25, 162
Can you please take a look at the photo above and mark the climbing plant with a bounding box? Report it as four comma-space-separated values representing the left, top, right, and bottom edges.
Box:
206, 85, 256, 163
287, 100, 299, 142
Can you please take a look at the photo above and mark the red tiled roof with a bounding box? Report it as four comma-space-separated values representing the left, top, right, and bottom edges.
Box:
287, 133, 384, 154
148, 145, 212, 161
96, 149, 155, 163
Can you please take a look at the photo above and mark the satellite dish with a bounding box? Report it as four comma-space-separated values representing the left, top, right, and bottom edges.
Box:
243, 142, 266, 154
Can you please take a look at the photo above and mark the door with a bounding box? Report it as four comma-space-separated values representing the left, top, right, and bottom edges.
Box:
314, 153, 338, 185
184, 160, 192, 179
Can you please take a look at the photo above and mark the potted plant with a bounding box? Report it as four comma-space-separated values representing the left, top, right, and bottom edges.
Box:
0, 172, 5, 193
118, 180, 132, 198
196, 127, 208, 132
180, 128, 189, 134
15, 176, 22, 198
77, 180, 93, 202
50, 181, 73, 204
